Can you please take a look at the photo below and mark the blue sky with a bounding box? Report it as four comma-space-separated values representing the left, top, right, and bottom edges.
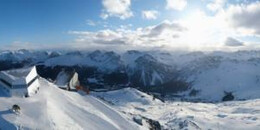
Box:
0, 0, 167, 44
0, 0, 101, 44
0, 0, 260, 50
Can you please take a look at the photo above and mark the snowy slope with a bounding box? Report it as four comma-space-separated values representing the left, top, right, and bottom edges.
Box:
0, 78, 143, 130
93, 88, 260, 130
183, 58, 260, 101
93, 88, 162, 108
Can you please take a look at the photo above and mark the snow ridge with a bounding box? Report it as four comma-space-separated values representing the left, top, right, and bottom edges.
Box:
0, 78, 141, 130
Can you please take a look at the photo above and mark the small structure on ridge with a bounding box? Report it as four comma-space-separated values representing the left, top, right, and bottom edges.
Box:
55, 69, 80, 91
0, 66, 40, 97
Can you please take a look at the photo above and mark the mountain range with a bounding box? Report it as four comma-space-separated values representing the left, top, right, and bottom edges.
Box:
1, 49, 260, 102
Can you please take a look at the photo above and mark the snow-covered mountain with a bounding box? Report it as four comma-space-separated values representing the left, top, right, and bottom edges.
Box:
0, 49, 60, 71
44, 50, 124, 72
1, 50, 260, 129
1, 78, 259, 129
183, 57, 260, 101
0, 78, 142, 130
0, 49, 59, 63
1, 49, 260, 101
124, 53, 174, 87
93, 88, 260, 130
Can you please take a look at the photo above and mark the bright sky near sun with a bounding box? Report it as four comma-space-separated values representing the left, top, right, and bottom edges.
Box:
0, 0, 260, 50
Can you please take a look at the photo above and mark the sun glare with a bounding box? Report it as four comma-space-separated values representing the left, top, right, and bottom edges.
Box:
176, 9, 230, 49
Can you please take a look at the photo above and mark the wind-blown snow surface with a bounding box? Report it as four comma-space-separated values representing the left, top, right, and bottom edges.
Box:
0, 78, 142, 130
93, 88, 260, 130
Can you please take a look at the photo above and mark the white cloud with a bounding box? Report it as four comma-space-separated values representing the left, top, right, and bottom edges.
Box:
173, 2, 260, 48
101, 0, 133, 20
176, 10, 231, 47
146, 20, 187, 37
119, 24, 133, 30
0, 41, 67, 50
224, 2, 260, 35
85, 20, 110, 28
100, 13, 109, 20
64, 2, 260, 50
207, 0, 226, 12
224, 37, 244, 47
86, 20, 96, 26
142, 10, 159, 20
69, 21, 187, 48
166, 0, 187, 11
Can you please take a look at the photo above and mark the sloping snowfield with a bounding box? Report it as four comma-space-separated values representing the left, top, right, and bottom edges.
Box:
93, 88, 260, 130
1, 79, 260, 130
0, 78, 142, 130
